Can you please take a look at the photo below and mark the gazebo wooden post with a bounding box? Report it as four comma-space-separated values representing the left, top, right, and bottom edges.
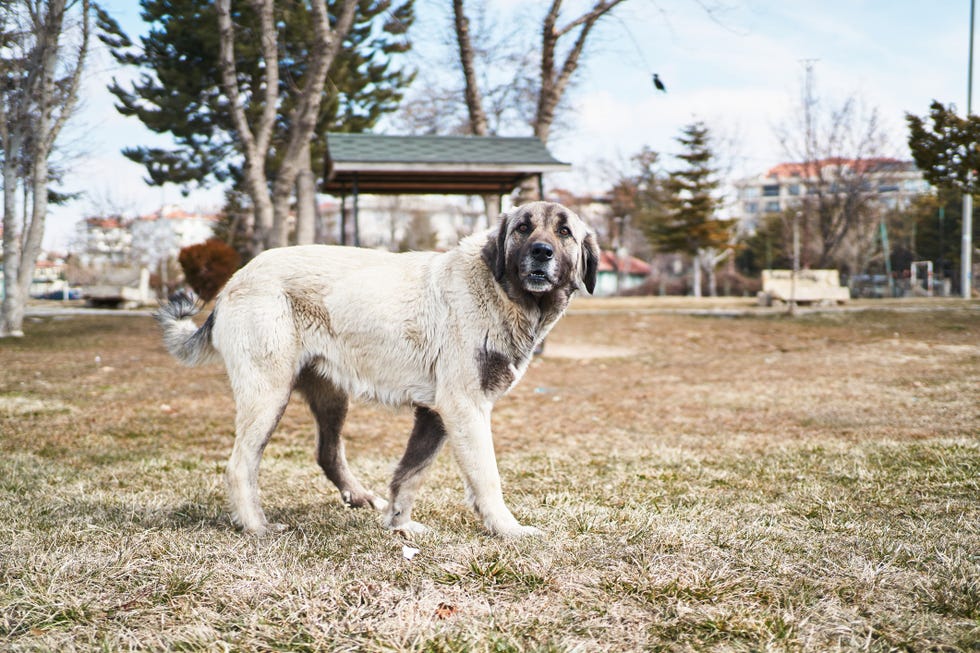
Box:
353, 173, 360, 247
339, 191, 347, 246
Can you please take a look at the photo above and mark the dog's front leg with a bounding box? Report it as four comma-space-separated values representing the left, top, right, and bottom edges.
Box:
442, 401, 541, 538
384, 406, 448, 535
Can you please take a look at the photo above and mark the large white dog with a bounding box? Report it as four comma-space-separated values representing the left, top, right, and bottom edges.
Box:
157, 201, 599, 537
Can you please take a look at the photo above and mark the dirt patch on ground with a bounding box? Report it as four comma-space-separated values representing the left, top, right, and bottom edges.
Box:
542, 342, 640, 359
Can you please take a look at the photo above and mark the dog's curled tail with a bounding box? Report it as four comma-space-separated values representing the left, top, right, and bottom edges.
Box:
155, 292, 220, 366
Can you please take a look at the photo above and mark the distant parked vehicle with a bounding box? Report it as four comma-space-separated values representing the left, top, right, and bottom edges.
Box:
35, 288, 82, 300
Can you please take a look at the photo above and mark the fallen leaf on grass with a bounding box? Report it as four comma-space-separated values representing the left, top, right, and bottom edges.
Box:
434, 602, 457, 619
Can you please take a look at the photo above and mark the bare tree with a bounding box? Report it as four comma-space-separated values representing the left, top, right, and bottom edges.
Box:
532, 1, 627, 146
216, 0, 357, 251
453, 0, 489, 138
1, 0, 91, 337
775, 64, 892, 273
394, 2, 536, 138
404, 0, 627, 210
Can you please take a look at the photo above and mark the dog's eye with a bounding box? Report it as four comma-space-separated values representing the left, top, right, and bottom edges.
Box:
558, 226, 572, 237
516, 223, 531, 234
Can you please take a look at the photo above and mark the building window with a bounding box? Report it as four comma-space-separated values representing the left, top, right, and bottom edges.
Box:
878, 183, 899, 193
762, 184, 780, 197
787, 184, 801, 196
764, 201, 780, 213
745, 201, 759, 213
741, 186, 760, 199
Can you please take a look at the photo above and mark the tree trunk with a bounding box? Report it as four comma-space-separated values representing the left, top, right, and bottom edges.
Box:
518, 0, 626, 204
217, 0, 278, 251
295, 146, 316, 245
249, 172, 275, 252
449, 1, 625, 207
1, 0, 88, 337
707, 259, 717, 297
453, 0, 499, 225
453, 0, 488, 137
692, 257, 702, 298
18, 155, 50, 317
218, 0, 356, 252
1, 123, 24, 336
481, 194, 501, 227
269, 183, 292, 249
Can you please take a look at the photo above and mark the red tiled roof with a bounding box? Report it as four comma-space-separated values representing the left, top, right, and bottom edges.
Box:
598, 250, 651, 275
765, 157, 910, 178
84, 216, 125, 229
138, 206, 219, 221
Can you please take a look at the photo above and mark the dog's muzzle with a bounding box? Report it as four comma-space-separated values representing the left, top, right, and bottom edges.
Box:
521, 241, 557, 292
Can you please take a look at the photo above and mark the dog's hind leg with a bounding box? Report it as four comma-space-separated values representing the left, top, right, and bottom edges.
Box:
296, 368, 387, 512
383, 406, 448, 534
226, 380, 291, 536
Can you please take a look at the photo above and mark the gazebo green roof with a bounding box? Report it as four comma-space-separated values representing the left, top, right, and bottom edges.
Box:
321, 133, 570, 195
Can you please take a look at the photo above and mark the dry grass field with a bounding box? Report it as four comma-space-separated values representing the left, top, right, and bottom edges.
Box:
1, 298, 978, 652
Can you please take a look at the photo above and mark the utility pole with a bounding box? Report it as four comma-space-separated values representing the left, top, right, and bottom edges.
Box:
799, 58, 819, 274
964, 0, 975, 298
788, 211, 801, 315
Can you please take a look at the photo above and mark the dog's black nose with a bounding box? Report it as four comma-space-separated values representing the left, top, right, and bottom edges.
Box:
530, 242, 554, 262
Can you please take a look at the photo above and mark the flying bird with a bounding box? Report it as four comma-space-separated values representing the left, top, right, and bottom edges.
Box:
652, 73, 666, 92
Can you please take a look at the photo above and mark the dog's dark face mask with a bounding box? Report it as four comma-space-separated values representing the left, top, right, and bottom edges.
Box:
482, 201, 598, 301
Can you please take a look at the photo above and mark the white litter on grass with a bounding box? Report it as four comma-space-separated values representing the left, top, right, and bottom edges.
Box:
402, 545, 421, 561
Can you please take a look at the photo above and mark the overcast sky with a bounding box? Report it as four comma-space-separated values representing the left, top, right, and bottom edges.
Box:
44, 0, 971, 249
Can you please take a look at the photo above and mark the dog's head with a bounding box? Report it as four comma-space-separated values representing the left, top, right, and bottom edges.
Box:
482, 201, 599, 299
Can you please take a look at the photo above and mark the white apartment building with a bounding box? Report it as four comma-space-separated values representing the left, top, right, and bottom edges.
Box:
129, 205, 219, 268
72, 216, 134, 269
72, 205, 218, 271
732, 158, 931, 232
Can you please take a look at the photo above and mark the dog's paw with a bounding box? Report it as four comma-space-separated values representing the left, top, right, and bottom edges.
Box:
341, 490, 389, 512
493, 523, 543, 539
387, 520, 430, 537
243, 522, 288, 537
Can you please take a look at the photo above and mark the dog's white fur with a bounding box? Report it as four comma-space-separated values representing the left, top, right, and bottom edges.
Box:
157, 201, 599, 537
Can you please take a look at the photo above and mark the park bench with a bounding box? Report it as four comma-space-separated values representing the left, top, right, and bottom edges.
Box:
82, 268, 153, 309
758, 269, 850, 306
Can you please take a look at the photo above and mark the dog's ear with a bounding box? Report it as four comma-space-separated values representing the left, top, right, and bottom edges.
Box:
481, 214, 509, 282
581, 231, 600, 294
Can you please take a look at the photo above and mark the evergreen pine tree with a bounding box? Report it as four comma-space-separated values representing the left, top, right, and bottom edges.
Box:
907, 101, 980, 194
643, 121, 732, 296
100, 0, 414, 195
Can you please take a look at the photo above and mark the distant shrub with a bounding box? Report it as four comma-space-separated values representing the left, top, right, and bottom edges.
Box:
178, 238, 241, 302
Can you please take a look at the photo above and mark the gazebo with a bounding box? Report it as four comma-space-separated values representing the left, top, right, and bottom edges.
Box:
321, 133, 570, 245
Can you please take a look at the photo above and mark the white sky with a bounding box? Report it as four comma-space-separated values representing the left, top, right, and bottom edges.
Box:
43, 0, 971, 249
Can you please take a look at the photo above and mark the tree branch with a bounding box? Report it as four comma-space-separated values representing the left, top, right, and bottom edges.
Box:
453, 0, 488, 135
43, 0, 89, 153
554, 0, 627, 38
